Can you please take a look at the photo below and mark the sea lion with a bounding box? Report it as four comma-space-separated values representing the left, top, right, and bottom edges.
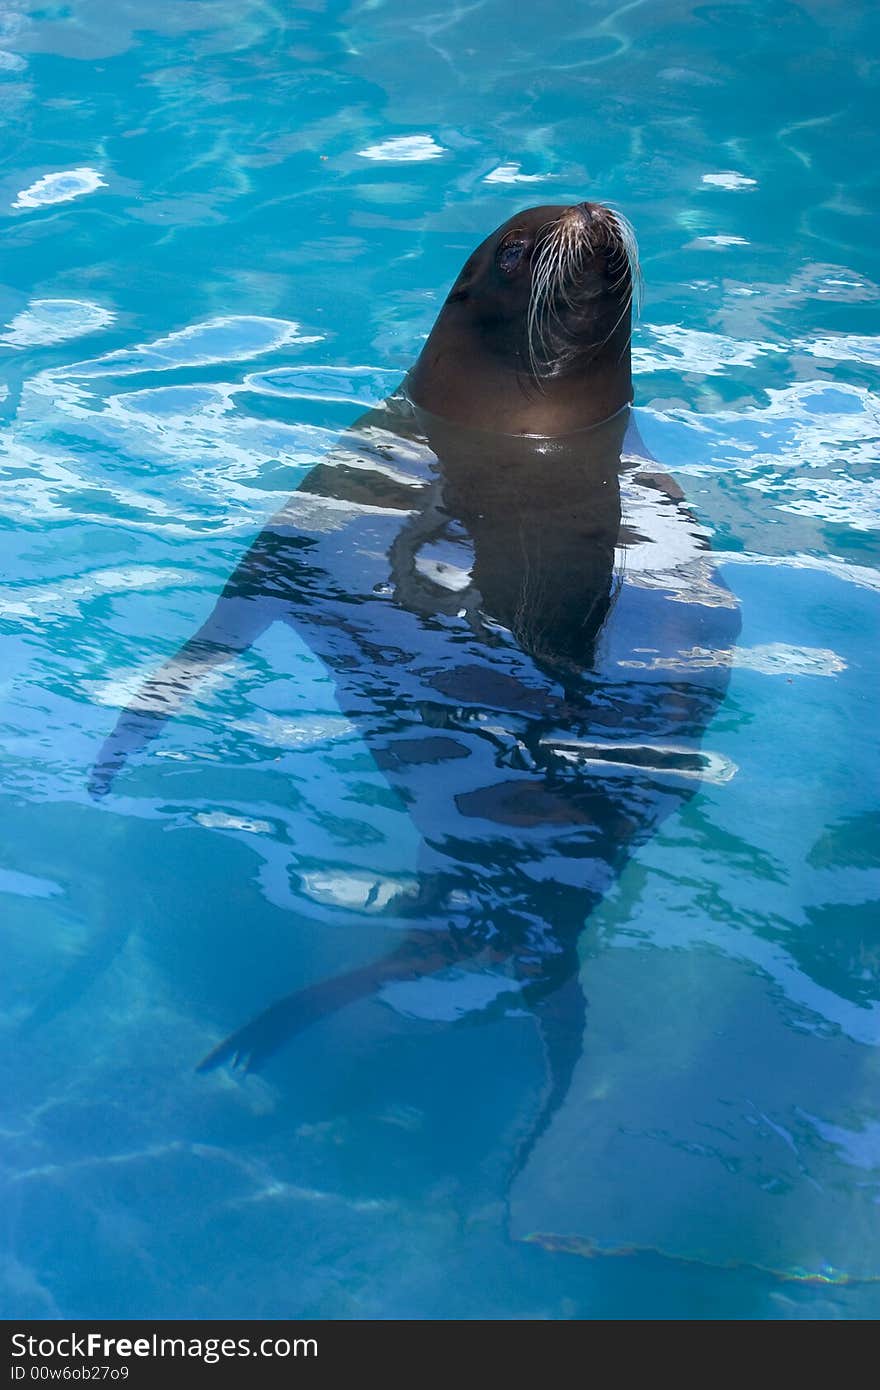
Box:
89, 204, 739, 1128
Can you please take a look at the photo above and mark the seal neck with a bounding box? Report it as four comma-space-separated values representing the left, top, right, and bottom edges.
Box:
406, 389, 632, 445
406, 331, 632, 437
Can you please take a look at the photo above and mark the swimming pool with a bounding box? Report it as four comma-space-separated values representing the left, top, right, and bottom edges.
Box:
1, 0, 878, 1319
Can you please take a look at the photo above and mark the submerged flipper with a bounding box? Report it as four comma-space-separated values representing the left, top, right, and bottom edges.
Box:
196, 930, 474, 1074
511, 966, 589, 1182
88, 544, 301, 795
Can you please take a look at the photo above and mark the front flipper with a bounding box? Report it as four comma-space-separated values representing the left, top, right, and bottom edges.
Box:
88, 596, 269, 797
88, 524, 322, 795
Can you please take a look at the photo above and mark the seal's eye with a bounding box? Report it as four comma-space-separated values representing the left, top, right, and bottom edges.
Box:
497, 239, 526, 274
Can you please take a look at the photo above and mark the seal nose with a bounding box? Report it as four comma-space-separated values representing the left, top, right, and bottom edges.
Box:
562, 202, 594, 227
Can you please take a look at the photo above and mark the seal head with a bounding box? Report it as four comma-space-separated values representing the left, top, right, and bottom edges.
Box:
407, 201, 638, 435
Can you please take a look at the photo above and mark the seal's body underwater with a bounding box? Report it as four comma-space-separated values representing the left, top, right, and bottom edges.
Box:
91, 205, 739, 1102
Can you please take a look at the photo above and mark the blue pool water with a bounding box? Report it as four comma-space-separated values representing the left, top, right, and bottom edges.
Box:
2, 0, 879, 1320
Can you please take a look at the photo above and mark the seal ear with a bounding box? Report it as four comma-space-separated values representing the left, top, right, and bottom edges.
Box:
445, 274, 474, 305
444, 245, 484, 305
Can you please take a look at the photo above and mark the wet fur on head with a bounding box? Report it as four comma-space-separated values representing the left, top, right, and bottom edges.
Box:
526, 207, 641, 381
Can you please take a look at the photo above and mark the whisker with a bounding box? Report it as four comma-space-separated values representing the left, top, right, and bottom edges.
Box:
526, 204, 640, 380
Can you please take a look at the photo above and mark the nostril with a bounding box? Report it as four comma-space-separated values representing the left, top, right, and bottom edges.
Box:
563, 202, 593, 225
